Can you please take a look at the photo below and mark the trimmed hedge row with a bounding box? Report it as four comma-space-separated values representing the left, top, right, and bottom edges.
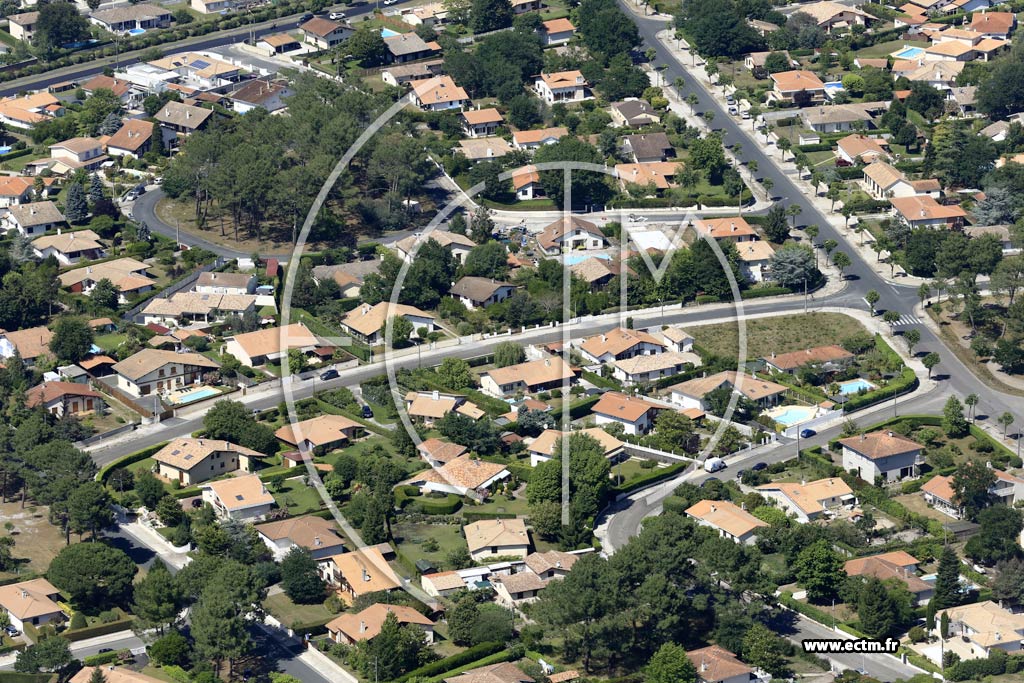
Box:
549, 396, 599, 422
425, 650, 516, 683
62, 618, 135, 642
797, 143, 833, 153
97, 442, 169, 483
414, 494, 463, 515
741, 286, 792, 299
395, 642, 505, 683
779, 591, 832, 623
462, 510, 518, 524
82, 650, 127, 666
506, 462, 532, 484
612, 461, 689, 495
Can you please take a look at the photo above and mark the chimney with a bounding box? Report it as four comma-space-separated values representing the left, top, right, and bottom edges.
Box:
887, 431, 894, 437
362, 569, 370, 582
709, 504, 716, 512
359, 620, 367, 633
19, 589, 27, 599
432, 390, 439, 401
314, 536, 322, 547
57, 227, 61, 235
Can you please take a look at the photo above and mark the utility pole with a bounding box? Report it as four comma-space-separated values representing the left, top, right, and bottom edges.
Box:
803, 278, 807, 314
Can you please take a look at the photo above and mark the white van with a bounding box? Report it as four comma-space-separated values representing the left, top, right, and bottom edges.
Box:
704, 457, 726, 473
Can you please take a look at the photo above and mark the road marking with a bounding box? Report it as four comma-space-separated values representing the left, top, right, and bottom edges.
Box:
890, 315, 921, 326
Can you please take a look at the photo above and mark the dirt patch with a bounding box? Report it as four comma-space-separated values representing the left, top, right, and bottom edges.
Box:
0, 502, 66, 577
692, 312, 867, 360
893, 492, 955, 524
155, 197, 309, 254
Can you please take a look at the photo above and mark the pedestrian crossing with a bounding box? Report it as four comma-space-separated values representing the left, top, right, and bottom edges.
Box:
889, 315, 922, 327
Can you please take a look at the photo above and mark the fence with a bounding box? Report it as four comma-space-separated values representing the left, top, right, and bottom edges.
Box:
123, 257, 228, 323
75, 422, 136, 447
93, 378, 171, 420
780, 408, 845, 439
622, 442, 696, 464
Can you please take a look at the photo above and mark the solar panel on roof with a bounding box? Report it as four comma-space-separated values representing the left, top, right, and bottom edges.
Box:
235, 494, 244, 501
191, 60, 210, 70
171, 449, 180, 455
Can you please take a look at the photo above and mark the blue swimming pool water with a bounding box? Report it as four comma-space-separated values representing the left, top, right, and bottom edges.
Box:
175, 387, 220, 404
892, 46, 925, 59
839, 378, 877, 395
381, 28, 400, 37
564, 253, 611, 265
127, 28, 146, 35
771, 406, 817, 426
0, 146, 12, 155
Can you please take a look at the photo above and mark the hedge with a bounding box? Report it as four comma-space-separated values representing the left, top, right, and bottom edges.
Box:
741, 286, 792, 299
778, 591, 832, 624
0, 642, 26, 657
462, 510, 518, 524
797, 143, 833, 153
412, 494, 463, 515
97, 442, 169, 483
82, 650, 127, 666
395, 641, 505, 683
836, 166, 866, 180
61, 617, 135, 642
696, 294, 721, 305
549, 396, 599, 422
612, 461, 689, 495
506, 462, 532, 484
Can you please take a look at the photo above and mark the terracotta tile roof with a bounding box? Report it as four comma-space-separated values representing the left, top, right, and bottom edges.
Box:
696, 216, 757, 239
155, 101, 212, 130
547, 672, 579, 683
890, 195, 967, 222
450, 276, 516, 302
411, 76, 467, 105
113, 348, 218, 381
59, 257, 150, 288
275, 414, 361, 448
856, 58, 889, 69
70, 668, 165, 683
423, 570, 466, 591
417, 438, 468, 463
31, 229, 103, 254
538, 70, 586, 89
9, 201, 65, 228
512, 126, 569, 146
394, 232, 475, 258
342, 302, 434, 338
669, 370, 787, 401
434, 455, 509, 490
906, 60, 964, 83
261, 32, 300, 47
385, 32, 435, 57
685, 500, 768, 538
765, 345, 854, 370
937, 601, 1024, 648
926, 41, 974, 57
863, 160, 905, 189
327, 603, 432, 642
81, 74, 131, 97
300, 17, 344, 36
255, 515, 344, 550
464, 517, 529, 553
445, 662, 534, 683
406, 391, 460, 419
974, 37, 1007, 52
591, 391, 662, 423
80, 355, 116, 370
686, 645, 753, 683
328, 547, 402, 595
107, 119, 154, 153
796, 0, 871, 25
757, 477, 853, 516
525, 550, 580, 575
528, 427, 623, 457
837, 134, 889, 162
227, 323, 319, 361
840, 430, 921, 460
771, 70, 825, 93
462, 108, 503, 125
203, 474, 274, 511
482, 357, 574, 390
494, 571, 546, 594
512, 165, 540, 190
972, 11, 1015, 35
0, 175, 51, 198
922, 474, 955, 503
25, 380, 99, 408
0, 578, 61, 621
615, 161, 680, 189
154, 437, 261, 470
1, 325, 53, 360
580, 326, 663, 358
736, 240, 775, 263
541, 17, 575, 33
845, 552, 931, 593
613, 351, 700, 376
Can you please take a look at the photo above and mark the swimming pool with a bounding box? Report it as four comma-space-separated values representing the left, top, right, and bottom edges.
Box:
838, 378, 877, 395
765, 404, 818, 427
0, 146, 12, 155
174, 387, 220, 405
891, 45, 925, 59
564, 253, 611, 266
381, 27, 400, 37
127, 28, 146, 36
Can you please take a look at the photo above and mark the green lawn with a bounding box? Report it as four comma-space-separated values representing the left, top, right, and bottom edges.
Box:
611, 458, 662, 486
271, 477, 326, 516
263, 591, 339, 631
93, 332, 127, 352
854, 39, 928, 59
463, 494, 529, 517
692, 312, 868, 360
393, 521, 467, 571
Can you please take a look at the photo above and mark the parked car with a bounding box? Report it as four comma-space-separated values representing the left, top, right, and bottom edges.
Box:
728, 105, 738, 115
329, 11, 345, 18
299, 12, 314, 21
799, 429, 816, 438
320, 369, 339, 381
725, 94, 735, 105
4, 625, 19, 637
740, 111, 751, 119
361, 405, 374, 418
735, 469, 745, 480
704, 456, 726, 473
751, 461, 768, 471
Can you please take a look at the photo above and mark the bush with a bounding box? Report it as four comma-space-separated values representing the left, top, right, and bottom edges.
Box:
742, 286, 792, 299
69, 612, 86, 630
411, 494, 463, 515
696, 294, 721, 305
395, 641, 505, 683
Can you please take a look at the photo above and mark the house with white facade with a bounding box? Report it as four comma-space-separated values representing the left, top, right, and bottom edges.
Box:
840, 430, 923, 483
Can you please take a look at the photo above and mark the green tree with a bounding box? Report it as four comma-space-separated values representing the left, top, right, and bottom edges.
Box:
966, 506, 1024, 566
64, 182, 88, 223
766, 244, 816, 289
904, 328, 921, 356
352, 612, 426, 680
345, 25, 388, 66
202, 400, 278, 455
281, 547, 325, 604
943, 395, 969, 438
134, 470, 165, 509
794, 539, 844, 603
993, 558, 1024, 607
953, 461, 997, 521
534, 137, 611, 209
49, 315, 94, 363
190, 588, 251, 677
865, 290, 880, 316
857, 576, 897, 638
14, 636, 73, 673
463, 242, 510, 280
48, 542, 137, 609
34, 1, 90, 56
493, 342, 526, 368
645, 642, 696, 683
762, 205, 790, 243
469, 0, 512, 33
999, 411, 1015, 437
932, 546, 962, 610
89, 278, 120, 311
148, 630, 190, 666
67, 481, 114, 539
437, 357, 474, 390
923, 351, 941, 378
132, 560, 181, 634
742, 623, 788, 677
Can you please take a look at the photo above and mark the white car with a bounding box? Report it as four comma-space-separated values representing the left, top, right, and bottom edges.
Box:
329, 11, 345, 19
728, 105, 738, 115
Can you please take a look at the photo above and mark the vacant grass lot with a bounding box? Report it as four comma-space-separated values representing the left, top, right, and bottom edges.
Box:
273, 477, 326, 516
393, 521, 466, 571
692, 312, 867, 360
263, 591, 338, 630
0, 502, 66, 577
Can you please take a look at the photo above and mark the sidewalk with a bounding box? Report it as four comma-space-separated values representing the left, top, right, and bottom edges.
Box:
651, 27, 931, 289
119, 520, 192, 570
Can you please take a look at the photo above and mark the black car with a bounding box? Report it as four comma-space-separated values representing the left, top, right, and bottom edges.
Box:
800, 429, 816, 438
751, 461, 768, 471
299, 12, 314, 21
98, 648, 113, 654
320, 369, 339, 381
361, 405, 374, 418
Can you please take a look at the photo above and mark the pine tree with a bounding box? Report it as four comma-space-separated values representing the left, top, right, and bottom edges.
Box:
932, 546, 962, 610
150, 124, 164, 157
858, 577, 895, 639
89, 667, 107, 683
88, 173, 104, 205
64, 183, 88, 223
132, 560, 181, 634
98, 112, 122, 136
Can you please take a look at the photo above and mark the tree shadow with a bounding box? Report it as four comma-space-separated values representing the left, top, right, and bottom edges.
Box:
104, 536, 156, 567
